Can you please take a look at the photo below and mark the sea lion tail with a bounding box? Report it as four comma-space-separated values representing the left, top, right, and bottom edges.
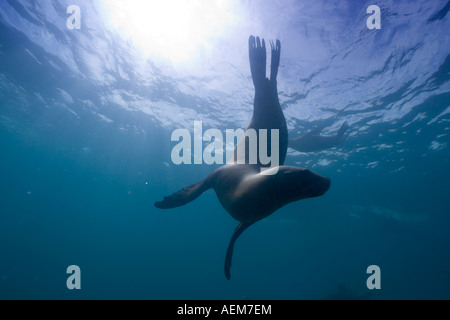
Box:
154, 179, 210, 209
224, 222, 254, 280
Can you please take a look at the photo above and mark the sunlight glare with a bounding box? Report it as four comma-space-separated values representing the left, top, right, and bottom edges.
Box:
104, 0, 235, 62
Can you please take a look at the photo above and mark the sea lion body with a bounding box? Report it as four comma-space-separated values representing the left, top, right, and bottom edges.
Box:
290, 122, 349, 153
208, 164, 329, 223
155, 36, 330, 279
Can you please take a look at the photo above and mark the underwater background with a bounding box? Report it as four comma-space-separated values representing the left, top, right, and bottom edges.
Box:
1, 0, 449, 300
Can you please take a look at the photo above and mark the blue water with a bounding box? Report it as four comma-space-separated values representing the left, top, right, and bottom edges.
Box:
1, 0, 450, 299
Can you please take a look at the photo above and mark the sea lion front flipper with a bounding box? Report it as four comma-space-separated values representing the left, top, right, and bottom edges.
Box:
154, 179, 210, 209
224, 222, 255, 280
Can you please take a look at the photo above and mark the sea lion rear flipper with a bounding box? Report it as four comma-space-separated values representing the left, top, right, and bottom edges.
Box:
224, 222, 254, 280
154, 179, 210, 209
270, 40, 281, 82
249, 36, 266, 89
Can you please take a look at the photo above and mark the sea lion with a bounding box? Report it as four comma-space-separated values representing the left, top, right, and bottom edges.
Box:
155, 36, 330, 279
290, 122, 349, 153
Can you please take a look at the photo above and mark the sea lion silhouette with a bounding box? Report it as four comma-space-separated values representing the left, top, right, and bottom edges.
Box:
155, 36, 330, 279
290, 122, 349, 153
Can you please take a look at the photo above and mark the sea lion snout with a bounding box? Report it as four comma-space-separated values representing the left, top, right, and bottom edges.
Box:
303, 169, 330, 197
286, 168, 330, 200
315, 174, 331, 197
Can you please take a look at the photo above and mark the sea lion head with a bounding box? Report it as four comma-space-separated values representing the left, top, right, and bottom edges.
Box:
274, 166, 331, 203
